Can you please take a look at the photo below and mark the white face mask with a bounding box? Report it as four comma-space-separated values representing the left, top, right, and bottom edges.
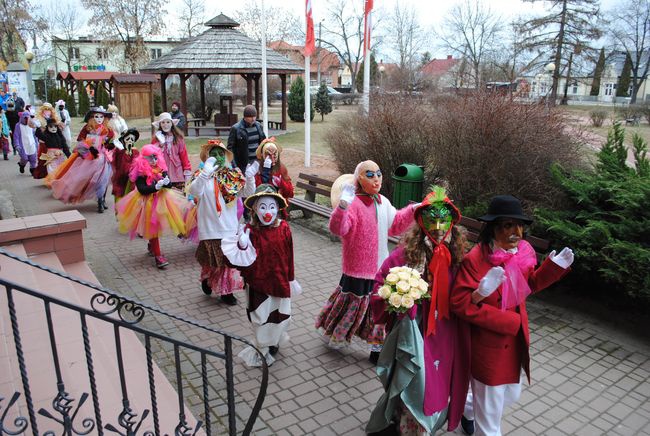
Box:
123, 134, 136, 147
254, 197, 278, 226
47, 125, 58, 133
160, 119, 172, 133
93, 114, 104, 124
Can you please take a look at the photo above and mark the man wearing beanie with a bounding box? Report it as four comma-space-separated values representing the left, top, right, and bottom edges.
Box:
228, 104, 266, 171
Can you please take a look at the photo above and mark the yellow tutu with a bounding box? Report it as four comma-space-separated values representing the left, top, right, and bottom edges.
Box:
116, 189, 186, 240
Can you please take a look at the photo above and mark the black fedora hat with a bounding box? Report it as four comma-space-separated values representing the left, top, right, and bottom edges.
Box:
478, 195, 533, 224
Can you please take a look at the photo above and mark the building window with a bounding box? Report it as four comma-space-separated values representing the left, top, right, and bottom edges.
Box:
96, 48, 108, 60
605, 83, 614, 96
571, 80, 578, 94
69, 47, 80, 60
150, 48, 162, 59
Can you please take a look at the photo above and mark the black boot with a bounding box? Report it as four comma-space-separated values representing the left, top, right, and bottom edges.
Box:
369, 351, 380, 365
461, 415, 475, 435
18, 162, 25, 173
220, 293, 237, 306
269, 346, 279, 356
3, 153, 7, 161
97, 199, 104, 213
201, 279, 212, 295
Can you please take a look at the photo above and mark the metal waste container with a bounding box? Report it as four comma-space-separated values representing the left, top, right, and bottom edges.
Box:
392, 163, 424, 209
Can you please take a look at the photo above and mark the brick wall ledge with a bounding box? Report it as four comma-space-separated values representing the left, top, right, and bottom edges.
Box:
0, 210, 87, 264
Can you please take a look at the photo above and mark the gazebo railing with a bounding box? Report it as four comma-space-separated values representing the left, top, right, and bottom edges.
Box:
0, 248, 268, 436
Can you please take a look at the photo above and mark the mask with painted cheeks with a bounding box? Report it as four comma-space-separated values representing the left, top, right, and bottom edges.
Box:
493, 218, 526, 250
209, 146, 226, 168
254, 196, 278, 226
160, 119, 173, 133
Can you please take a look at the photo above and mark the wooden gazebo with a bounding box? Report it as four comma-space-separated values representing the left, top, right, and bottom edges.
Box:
140, 13, 303, 133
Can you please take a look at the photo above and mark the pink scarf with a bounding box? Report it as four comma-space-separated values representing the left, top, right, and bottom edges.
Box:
488, 241, 537, 311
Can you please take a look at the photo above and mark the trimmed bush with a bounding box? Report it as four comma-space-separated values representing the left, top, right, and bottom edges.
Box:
78, 81, 90, 116
315, 83, 332, 121
288, 77, 314, 122
536, 122, 650, 306
590, 110, 607, 127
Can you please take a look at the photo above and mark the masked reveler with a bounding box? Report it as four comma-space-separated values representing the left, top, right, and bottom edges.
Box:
110, 128, 140, 207
366, 186, 470, 435
13, 111, 38, 175
223, 184, 300, 367
315, 160, 416, 361
33, 118, 70, 179
116, 144, 186, 269
49, 106, 115, 213
55, 99, 72, 145
152, 112, 191, 190
187, 139, 257, 305
451, 195, 574, 436
253, 138, 293, 216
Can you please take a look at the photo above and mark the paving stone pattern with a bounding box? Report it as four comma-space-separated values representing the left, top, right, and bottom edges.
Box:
1, 157, 650, 435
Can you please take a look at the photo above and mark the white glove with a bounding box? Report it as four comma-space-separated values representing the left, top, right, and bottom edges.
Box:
263, 156, 273, 168
184, 170, 192, 182
155, 131, 166, 144
238, 226, 251, 249
290, 280, 303, 297
549, 247, 574, 269
477, 266, 506, 297
338, 183, 356, 209
245, 160, 260, 177
155, 178, 166, 190
113, 138, 124, 150
202, 157, 217, 176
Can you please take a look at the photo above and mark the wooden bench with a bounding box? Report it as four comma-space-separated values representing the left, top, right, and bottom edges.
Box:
189, 125, 232, 137
268, 120, 283, 130
289, 173, 550, 255
625, 115, 640, 126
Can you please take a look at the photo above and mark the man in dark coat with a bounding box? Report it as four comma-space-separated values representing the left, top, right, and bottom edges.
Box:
227, 105, 266, 171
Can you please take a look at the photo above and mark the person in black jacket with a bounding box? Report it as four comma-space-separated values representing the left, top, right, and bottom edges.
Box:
33, 118, 70, 178
227, 105, 266, 171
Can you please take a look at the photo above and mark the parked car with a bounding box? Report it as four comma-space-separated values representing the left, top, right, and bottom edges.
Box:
310, 86, 358, 104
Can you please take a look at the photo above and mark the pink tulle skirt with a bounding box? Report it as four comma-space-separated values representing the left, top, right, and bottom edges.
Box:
51, 154, 112, 203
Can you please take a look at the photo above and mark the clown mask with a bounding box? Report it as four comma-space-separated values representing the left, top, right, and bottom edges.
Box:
209, 146, 226, 168
263, 143, 279, 166
93, 113, 105, 125
144, 153, 159, 168
160, 119, 173, 133
254, 196, 278, 226
357, 161, 382, 196
421, 203, 453, 242
493, 219, 525, 251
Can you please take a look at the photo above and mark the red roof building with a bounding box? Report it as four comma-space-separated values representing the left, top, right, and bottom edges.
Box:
268, 41, 340, 87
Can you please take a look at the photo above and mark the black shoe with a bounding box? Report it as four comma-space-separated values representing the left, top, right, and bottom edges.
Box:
97, 199, 104, 213
18, 162, 24, 173
220, 293, 237, 306
3, 154, 7, 160
102, 199, 108, 210
461, 415, 475, 435
269, 346, 279, 356
29, 167, 34, 175
201, 279, 212, 295
367, 422, 398, 436
369, 351, 380, 365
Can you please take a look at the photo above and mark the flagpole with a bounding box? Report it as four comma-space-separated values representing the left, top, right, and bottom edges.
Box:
362, 9, 371, 115
261, 0, 269, 137
305, 55, 311, 168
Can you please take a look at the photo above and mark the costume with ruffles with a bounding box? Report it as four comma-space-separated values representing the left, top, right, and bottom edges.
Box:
315, 194, 415, 348
49, 124, 114, 203
33, 127, 70, 179
152, 133, 191, 187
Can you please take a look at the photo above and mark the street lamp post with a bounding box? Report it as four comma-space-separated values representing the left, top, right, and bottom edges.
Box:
379, 63, 385, 92
24, 51, 35, 105
544, 62, 556, 108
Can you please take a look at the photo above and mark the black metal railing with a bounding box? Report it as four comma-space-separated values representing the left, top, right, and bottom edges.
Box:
0, 248, 268, 436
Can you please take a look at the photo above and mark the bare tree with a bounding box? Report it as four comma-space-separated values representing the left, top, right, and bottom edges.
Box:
518, 0, 601, 105
607, 0, 650, 104
177, 0, 205, 39
233, 0, 303, 43
40, 0, 87, 72
81, 0, 165, 73
437, 0, 502, 88
387, 0, 429, 91
0, 0, 45, 67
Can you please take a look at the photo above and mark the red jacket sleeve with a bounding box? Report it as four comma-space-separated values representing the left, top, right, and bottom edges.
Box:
528, 256, 570, 293
284, 222, 295, 282
178, 140, 191, 171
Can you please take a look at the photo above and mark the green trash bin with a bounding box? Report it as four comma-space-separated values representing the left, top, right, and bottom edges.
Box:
392, 163, 424, 209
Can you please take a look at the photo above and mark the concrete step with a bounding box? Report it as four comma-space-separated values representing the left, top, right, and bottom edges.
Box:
0, 248, 203, 434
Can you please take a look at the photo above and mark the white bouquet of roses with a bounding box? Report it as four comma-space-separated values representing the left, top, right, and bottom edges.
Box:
377, 266, 430, 313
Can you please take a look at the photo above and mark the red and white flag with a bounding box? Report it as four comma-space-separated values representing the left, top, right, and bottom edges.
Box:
363, 0, 374, 54
305, 0, 316, 57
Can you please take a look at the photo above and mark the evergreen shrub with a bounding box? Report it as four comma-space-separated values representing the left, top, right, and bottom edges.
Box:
288, 77, 314, 122
315, 83, 332, 121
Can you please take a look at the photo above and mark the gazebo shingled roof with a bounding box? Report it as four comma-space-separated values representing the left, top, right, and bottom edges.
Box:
141, 13, 303, 133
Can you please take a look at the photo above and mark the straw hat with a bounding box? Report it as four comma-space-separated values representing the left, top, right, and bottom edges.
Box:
244, 184, 288, 210
256, 138, 283, 161
199, 139, 233, 163
330, 174, 355, 209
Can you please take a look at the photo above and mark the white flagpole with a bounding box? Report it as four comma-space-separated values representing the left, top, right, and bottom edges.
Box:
261, 0, 269, 136
305, 56, 311, 167
362, 10, 371, 116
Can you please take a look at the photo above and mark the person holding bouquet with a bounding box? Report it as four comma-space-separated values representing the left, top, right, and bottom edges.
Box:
367, 186, 470, 435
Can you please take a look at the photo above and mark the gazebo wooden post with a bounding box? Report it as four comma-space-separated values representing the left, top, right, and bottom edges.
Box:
198, 73, 207, 124
180, 73, 189, 136
245, 75, 253, 105
160, 73, 168, 112
254, 74, 260, 115
281, 74, 287, 130
149, 82, 155, 123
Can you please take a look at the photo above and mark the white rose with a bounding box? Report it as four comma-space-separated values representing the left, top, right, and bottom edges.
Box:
396, 281, 410, 294
409, 278, 420, 289
385, 273, 399, 285
418, 279, 429, 292
389, 267, 401, 274
378, 286, 392, 299
389, 293, 402, 308
398, 271, 411, 281
409, 289, 421, 300
401, 295, 415, 309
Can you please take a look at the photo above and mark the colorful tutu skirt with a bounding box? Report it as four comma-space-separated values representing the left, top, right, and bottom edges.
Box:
50, 153, 112, 203
315, 274, 386, 348
116, 189, 186, 240
183, 201, 199, 243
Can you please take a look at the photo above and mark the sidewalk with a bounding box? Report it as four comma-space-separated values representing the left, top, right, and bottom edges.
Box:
0, 155, 649, 435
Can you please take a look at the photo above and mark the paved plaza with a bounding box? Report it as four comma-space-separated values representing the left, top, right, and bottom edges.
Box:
1, 157, 649, 436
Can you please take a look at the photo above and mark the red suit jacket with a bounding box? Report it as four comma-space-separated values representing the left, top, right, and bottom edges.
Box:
450, 241, 568, 386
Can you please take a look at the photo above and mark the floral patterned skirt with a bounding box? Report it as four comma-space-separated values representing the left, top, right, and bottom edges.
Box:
315, 274, 385, 348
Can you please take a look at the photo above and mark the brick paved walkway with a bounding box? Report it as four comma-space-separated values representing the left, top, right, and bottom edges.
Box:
1, 155, 649, 435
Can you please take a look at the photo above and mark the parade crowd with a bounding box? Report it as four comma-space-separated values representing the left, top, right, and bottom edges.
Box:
0, 96, 575, 436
